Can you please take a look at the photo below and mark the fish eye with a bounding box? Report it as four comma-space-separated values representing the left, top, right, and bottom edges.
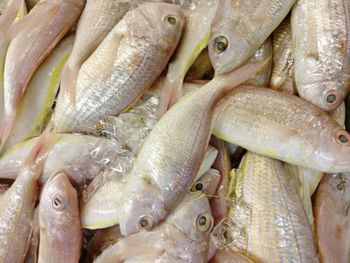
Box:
52, 195, 65, 211
191, 182, 204, 192
335, 130, 350, 146
324, 90, 342, 107
164, 15, 178, 26
213, 36, 228, 54
138, 215, 154, 231
196, 213, 213, 232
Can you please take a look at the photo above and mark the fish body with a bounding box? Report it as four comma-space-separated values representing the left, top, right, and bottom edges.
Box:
60, 0, 135, 104
3, 35, 73, 151
119, 61, 265, 236
95, 193, 213, 263
213, 152, 318, 262
0, 135, 55, 262
213, 85, 350, 173
313, 173, 350, 263
270, 18, 295, 94
54, 3, 185, 133
291, 0, 350, 111
209, 0, 295, 74
2, 0, 84, 149
38, 172, 81, 263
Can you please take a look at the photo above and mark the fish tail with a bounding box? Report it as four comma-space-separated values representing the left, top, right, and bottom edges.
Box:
60, 64, 78, 107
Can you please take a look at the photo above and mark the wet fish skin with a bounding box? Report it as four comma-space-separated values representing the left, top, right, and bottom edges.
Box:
210, 250, 255, 263
119, 61, 266, 236
291, 0, 350, 111
2, 0, 84, 149
60, 0, 134, 104
38, 172, 81, 263
0, 134, 56, 262
213, 85, 350, 173
215, 152, 318, 262
209, 0, 296, 74
313, 173, 350, 263
244, 38, 273, 86
24, 208, 39, 263
95, 193, 213, 263
270, 18, 296, 94
54, 3, 185, 133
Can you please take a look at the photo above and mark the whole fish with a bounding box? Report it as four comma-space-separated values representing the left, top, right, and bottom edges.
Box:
119, 61, 266, 236
313, 173, 350, 263
95, 192, 213, 263
0, 134, 56, 262
212, 152, 318, 262
81, 145, 218, 229
54, 3, 185, 134
3, 35, 73, 151
1, 0, 84, 149
270, 18, 296, 94
244, 38, 273, 87
38, 172, 81, 263
209, 0, 295, 74
158, 0, 218, 114
291, 0, 350, 111
0, 134, 128, 186
60, 0, 135, 105
213, 85, 350, 173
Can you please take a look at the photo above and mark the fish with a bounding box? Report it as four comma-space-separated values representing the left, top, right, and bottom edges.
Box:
192, 168, 221, 196
53, 3, 185, 134
270, 18, 296, 94
213, 85, 350, 173
60, 0, 136, 106
291, 0, 350, 111
244, 38, 273, 86
38, 172, 81, 263
211, 250, 255, 263
0, 134, 57, 262
95, 192, 213, 263
158, 0, 218, 114
0, 134, 127, 186
185, 48, 214, 81
212, 152, 318, 262
313, 173, 350, 263
81, 145, 218, 229
3, 35, 73, 151
1, 0, 84, 149
209, 0, 296, 74
118, 60, 266, 236
24, 208, 39, 263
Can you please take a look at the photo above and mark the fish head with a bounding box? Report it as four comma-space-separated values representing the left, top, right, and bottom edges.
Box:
191, 168, 221, 196
39, 172, 79, 232
119, 177, 166, 236
126, 3, 185, 48
308, 125, 350, 172
167, 192, 213, 241
297, 81, 344, 111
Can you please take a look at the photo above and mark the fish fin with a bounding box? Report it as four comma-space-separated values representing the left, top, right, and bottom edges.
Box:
60, 66, 78, 107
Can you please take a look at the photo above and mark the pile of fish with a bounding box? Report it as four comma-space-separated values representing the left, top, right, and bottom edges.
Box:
0, 0, 349, 262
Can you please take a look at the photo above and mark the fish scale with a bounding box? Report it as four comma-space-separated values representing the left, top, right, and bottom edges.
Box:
233, 152, 318, 263
292, 0, 350, 111
213, 85, 350, 172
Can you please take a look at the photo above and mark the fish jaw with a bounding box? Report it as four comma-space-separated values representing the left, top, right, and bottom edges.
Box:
119, 177, 166, 236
